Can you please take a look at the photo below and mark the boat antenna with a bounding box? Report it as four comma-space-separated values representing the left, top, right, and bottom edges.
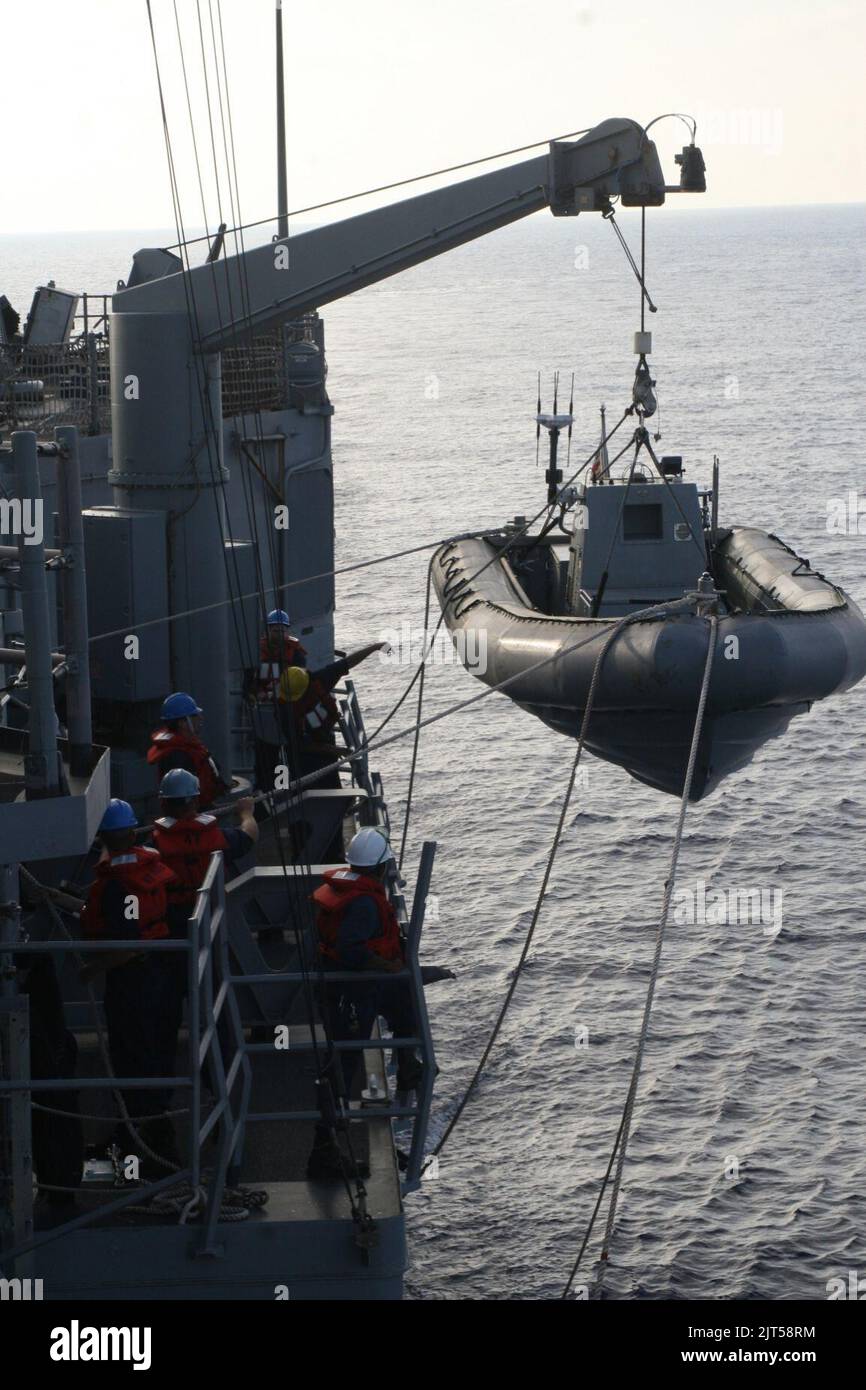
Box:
534, 372, 573, 505
565, 372, 575, 470
535, 371, 541, 467
592, 402, 610, 483
276, 0, 289, 239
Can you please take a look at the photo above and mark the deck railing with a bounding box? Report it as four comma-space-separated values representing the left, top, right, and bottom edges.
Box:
0, 305, 322, 439
235, 839, 438, 1195
0, 853, 247, 1273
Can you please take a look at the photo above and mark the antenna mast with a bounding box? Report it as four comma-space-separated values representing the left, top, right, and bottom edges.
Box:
276, 0, 289, 238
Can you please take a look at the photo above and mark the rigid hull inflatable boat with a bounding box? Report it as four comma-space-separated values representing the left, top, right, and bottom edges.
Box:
433, 468, 866, 800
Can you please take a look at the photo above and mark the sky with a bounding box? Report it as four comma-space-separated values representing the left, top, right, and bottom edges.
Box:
2, 0, 864, 234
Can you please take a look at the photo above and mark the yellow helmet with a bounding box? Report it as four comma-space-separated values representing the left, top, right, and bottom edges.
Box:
279, 665, 311, 703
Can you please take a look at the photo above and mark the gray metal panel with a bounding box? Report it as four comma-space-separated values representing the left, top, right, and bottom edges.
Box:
578, 481, 706, 613
23, 286, 78, 345
33, 1208, 407, 1300
0, 734, 111, 859
286, 462, 334, 623
224, 539, 261, 670
83, 508, 170, 701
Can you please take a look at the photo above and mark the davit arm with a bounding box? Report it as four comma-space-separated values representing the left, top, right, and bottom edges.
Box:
113, 116, 704, 349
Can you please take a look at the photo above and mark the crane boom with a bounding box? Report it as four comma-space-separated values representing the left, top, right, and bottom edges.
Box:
114, 118, 673, 351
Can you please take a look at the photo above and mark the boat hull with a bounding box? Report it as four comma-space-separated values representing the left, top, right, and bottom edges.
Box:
432, 533, 866, 800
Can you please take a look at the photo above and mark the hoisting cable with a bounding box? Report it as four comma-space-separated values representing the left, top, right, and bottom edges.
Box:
145, 0, 364, 1223
397, 551, 434, 871
603, 204, 657, 317
208, 0, 371, 1221
393, 413, 634, 854
161, 123, 598, 253
420, 594, 699, 1176
286, 424, 641, 807
561, 609, 719, 1299
208, 0, 370, 1221
88, 397, 633, 651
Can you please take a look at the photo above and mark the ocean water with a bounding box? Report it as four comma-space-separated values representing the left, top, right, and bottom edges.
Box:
3, 203, 865, 1299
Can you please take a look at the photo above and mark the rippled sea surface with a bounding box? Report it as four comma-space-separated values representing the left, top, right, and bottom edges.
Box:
5, 204, 865, 1299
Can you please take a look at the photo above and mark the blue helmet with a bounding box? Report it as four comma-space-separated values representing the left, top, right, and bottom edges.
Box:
99, 798, 138, 832
159, 768, 201, 800
161, 691, 202, 721
267, 609, 291, 627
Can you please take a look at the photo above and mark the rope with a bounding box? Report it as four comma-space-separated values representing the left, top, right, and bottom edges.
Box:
88, 403, 632, 651
161, 124, 596, 253
421, 597, 698, 1175
397, 553, 434, 870
32, 1101, 189, 1122
561, 610, 719, 1299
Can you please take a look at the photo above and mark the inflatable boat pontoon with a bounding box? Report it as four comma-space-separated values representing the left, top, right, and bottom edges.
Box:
433, 463, 866, 800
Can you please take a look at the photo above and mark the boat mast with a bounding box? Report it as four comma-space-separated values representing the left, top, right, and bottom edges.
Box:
276, 0, 288, 239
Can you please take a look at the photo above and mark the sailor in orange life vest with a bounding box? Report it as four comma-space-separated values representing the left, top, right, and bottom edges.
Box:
79, 798, 183, 1168
147, 691, 230, 810
312, 828, 421, 1097
276, 640, 389, 780
151, 768, 259, 936
254, 609, 307, 700
248, 610, 307, 791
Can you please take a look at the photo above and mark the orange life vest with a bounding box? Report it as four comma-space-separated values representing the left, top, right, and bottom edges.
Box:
290, 675, 340, 737
256, 633, 307, 698
152, 813, 227, 906
311, 868, 402, 965
80, 846, 175, 941
147, 728, 224, 808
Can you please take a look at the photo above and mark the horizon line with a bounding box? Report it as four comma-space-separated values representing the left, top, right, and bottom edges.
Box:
2, 199, 865, 239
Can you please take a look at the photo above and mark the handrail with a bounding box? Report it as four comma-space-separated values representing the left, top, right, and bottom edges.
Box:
0, 854, 248, 1269
1, 823, 437, 1272
188, 854, 251, 1251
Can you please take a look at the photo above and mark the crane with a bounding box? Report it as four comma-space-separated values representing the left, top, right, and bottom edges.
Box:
106, 117, 705, 768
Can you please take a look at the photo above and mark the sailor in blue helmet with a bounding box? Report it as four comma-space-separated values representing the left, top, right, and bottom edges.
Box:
80, 799, 183, 1170
147, 691, 230, 809
256, 609, 308, 696
152, 768, 259, 930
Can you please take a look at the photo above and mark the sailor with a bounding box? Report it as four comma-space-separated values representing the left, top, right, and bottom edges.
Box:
247, 610, 308, 792
255, 609, 307, 701
147, 691, 230, 810
79, 799, 182, 1168
151, 768, 259, 929
278, 641, 389, 744
312, 827, 420, 1094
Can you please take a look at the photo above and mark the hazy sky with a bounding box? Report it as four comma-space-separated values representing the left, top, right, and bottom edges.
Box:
4, 0, 864, 234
